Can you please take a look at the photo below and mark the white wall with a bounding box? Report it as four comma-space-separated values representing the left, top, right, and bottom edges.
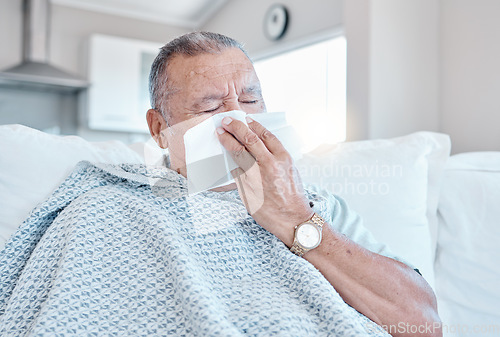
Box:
202, 0, 344, 60
345, 0, 440, 141
343, 0, 370, 141
49, 5, 187, 79
371, 0, 440, 140
344, 0, 500, 153
0, 0, 22, 70
440, 0, 500, 153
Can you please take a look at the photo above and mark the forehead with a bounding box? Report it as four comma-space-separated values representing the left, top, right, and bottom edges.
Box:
167, 48, 257, 89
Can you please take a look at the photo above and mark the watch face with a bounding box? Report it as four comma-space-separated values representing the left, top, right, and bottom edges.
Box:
296, 223, 321, 249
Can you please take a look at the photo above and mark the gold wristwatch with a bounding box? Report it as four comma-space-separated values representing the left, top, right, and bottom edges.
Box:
290, 213, 325, 257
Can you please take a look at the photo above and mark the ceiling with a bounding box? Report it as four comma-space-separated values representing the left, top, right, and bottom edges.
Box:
51, 0, 229, 29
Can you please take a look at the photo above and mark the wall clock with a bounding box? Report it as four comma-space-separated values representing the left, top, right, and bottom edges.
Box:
263, 4, 289, 41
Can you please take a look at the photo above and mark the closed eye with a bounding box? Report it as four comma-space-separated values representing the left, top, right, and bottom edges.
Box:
203, 106, 221, 113
241, 100, 258, 104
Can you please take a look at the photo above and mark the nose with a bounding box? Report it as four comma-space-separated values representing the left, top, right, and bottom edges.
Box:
222, 98, 243, 113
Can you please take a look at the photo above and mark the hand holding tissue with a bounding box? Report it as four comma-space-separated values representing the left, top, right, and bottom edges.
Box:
184, 110, 303, 195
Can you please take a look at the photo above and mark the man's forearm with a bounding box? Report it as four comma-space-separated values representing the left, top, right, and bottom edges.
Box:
304, 225, 442, 337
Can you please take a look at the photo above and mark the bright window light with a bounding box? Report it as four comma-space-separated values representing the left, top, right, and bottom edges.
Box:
254, 36, 346, 152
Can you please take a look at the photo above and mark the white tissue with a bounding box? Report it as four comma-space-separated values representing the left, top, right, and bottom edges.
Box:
184, 110, 302, 195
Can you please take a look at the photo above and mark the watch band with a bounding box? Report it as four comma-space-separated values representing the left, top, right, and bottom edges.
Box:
289, 243, 308, 257
290, 213, 325, 257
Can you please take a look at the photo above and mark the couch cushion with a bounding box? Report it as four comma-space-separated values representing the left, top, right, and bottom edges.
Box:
0, 124, 144, 249
436, 152, 500, 337
296, 131, 451, 288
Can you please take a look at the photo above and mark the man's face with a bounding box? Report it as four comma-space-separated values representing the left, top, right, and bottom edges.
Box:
150, 48, 266, 175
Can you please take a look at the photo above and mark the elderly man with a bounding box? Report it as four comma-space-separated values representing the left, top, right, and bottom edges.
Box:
146, 32, 441, 336
0, 32, 440, 336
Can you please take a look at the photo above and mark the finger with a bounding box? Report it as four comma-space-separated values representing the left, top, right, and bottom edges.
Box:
217, 127, 257, 172
245, 116, 288, 157
220, 117, 272, 164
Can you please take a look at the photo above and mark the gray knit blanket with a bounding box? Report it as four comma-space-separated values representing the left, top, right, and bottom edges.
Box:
0, 162, 388, 336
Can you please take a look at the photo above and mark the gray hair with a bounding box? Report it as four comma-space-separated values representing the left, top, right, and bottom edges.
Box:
148, 31, 249, 119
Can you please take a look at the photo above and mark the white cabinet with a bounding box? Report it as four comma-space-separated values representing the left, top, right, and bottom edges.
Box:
86, 34, 161, 133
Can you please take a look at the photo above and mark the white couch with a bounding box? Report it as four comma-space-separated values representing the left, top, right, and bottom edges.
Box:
1, 124, 499, 336
434, 152, 500, 337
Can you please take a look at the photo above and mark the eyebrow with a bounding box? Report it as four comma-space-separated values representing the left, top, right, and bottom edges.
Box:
242, 85, 262, 96
190, 94, 224, 111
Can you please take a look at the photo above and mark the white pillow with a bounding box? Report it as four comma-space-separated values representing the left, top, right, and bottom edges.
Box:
296, 131, 451, 288
0, 124, 144, 249
435, 152, 500, 337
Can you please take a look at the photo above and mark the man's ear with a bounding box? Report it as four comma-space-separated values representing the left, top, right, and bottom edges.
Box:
146, 109, 168, 149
